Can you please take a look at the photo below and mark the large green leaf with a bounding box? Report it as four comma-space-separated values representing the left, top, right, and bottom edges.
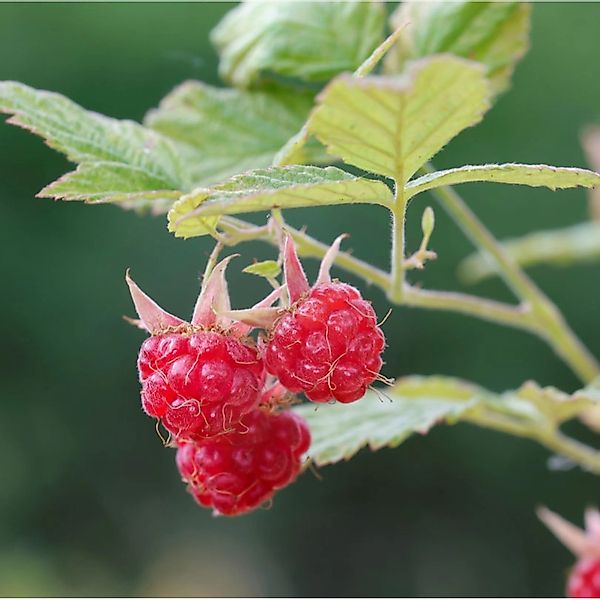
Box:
168, 165, 394, 239
145, 81, 327, 187
458, 222, 600, 284
385, 1, 530, 96
295, 376, 482, 465
211, 0, 386, 88
294, 375, 599, 466
0, 81, 187, 206
406, 163, 600, 199
307, 56, 491, 183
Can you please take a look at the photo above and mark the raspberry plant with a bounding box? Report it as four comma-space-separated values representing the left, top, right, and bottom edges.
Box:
1, 0, 600, 574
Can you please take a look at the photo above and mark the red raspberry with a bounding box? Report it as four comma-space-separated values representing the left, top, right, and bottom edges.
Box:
568, 558, 600, 598
139, 330, 264, 441
265, 281, 385, 403
176, 408, 310, 516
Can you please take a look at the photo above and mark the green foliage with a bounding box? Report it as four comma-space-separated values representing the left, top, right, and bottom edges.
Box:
168, 165, 394, 238
145, 81, 327, 187
3, 0, 600, 478
406, 163, 600, 199
294, 376, 481, 465
211, 0, 386, 87
242, 260, 281, 279
0, 81, 187, 206
167, 189, 217, 238
385, 1, 531, 96
296, 376, 600, 466
307, 56, 491, 183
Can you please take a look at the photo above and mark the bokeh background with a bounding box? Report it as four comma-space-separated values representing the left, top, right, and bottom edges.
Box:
1, 2, 600, 596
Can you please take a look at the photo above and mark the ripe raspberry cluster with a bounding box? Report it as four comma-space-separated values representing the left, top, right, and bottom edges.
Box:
127, 235, 386, 516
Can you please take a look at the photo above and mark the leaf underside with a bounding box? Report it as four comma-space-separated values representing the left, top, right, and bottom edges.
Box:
211, 0, 386, 87
0, 81, 187, 208
168, 164, 394, 238
385, 1, 531, 96
295, 375, 600, 466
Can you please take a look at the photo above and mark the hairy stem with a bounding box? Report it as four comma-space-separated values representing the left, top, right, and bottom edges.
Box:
421, 164, 599, 383
220, 216, 390, 289
402, 285, 538, 333
390, 182, 407, 302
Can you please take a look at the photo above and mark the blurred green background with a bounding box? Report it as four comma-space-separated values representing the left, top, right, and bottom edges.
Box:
1, 2, 599, 596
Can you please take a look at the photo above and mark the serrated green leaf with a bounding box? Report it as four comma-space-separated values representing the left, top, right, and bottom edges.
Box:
307, 56, 490, 183
38, 162, 181, 206
211, 0, 386, 88
385, 1, 530, 96
0, 81, 187, 207
145, 81, 327, 187
294, 374, 600, 467
406, 163, 600, 199
294, 376, 483, 466
243, 260, 281, 279
458, 222, 600, 284
169, 165, 393, 238
167, 190, 219, 239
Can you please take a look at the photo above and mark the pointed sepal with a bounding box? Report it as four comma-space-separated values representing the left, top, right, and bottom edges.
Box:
125, 270, 186, 334
222, 286, 285, 335
191, 255, 235, 329
537, 506, 600, 558
316, 233, 348, 286
283, 234, 309, 304
219, 307, 282, 331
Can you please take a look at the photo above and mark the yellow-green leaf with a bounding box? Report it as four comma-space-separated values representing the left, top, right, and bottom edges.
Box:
307, 56, 490, 183
167, 190, 218, 239
243, 260, 281, 279
169, 165, 393, 238
406, 163, 600, 199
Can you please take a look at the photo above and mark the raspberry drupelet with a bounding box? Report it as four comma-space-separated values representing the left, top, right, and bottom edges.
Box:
176, 406, 311, 516
568, 558, 600, 598
229, 233, 387, 403
127, 257, 273, 442
538, 506, 600, 597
